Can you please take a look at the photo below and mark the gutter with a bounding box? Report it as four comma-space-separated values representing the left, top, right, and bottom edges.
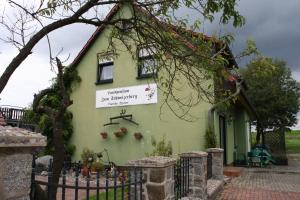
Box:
208, 80, 243, 130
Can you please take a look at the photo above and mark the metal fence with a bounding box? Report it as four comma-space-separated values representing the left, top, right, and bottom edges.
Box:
207, 153, 212, 179
0, 106, 37, 131
30, 159, 144, 200
174, 157, 192, 199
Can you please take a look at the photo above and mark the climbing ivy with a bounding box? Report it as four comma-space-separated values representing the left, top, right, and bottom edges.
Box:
26, 65, 81, 156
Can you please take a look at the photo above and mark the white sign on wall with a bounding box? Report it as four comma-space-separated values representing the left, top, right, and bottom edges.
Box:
96, 83, 157, 108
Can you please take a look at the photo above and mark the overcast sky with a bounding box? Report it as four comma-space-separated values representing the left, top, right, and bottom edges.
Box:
0, 0, 299, 128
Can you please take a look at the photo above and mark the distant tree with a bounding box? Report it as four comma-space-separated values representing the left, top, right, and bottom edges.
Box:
241, 57, 300, 144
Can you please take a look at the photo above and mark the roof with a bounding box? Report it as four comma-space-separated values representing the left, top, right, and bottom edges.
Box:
70, 2, 233, 68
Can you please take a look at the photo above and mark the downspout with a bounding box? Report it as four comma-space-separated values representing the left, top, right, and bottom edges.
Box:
208, 80, 243, 131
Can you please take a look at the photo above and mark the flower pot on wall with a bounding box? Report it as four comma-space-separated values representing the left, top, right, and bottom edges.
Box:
100, 132, 108, 139
120, 127, 128, 134
134, 132, 143, 140
114, 131, 124, 138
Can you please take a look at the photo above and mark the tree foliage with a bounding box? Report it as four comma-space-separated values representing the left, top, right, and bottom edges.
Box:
26, 64, 80, 156
241, 57, 300, 143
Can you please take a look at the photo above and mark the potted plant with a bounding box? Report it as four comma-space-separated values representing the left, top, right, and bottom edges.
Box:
91, 161, 104, 172
120, 127, 128, 134
100, 132, 108, 139
81, 148, 95, 176
134, 132, 143, 140
114, 131, 124, 138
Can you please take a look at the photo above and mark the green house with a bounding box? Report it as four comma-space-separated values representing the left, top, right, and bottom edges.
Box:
68, 3, 256, 165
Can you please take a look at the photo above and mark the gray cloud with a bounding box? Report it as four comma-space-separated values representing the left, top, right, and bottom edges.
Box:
227, 0, 300, 75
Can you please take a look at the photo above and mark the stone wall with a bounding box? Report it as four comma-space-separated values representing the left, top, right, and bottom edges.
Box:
127, 149, 224, 200
181, 151, 208, 200
206, 148, 224, 180
0, 126, 46, 200
128, 156, 176, 200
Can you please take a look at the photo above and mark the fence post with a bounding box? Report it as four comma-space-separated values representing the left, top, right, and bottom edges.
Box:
128, 156, 176, 200
0, 126, 46, 200
180, 151, 208, 200
206, 148, 224, 180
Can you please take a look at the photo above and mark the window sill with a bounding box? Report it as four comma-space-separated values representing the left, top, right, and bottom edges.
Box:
136, 74, 156, 79
95, 79, 113, 85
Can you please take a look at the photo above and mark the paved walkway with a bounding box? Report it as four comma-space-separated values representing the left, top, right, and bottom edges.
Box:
217, 155, 300, 200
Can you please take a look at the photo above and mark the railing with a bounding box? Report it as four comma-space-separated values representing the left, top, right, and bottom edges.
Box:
0, 106, 25, 120
0, 106, 37, 131
207, 153, 212, 179
30, 158, 144, 200
174, 157, 192, 199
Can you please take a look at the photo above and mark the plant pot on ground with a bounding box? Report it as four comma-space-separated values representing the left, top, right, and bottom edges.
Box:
91, 161, 104, 172
81, 166, 90, 177
134, 132, 143, 140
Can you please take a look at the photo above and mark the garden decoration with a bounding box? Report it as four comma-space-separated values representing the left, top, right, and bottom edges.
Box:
100, 132, 108, 139
103, 109, 139, 126
114, 127, 128, 138
120, 127, 128, 134
134, 132, 143, 140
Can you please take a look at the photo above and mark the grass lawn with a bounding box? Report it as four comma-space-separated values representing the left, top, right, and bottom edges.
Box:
88, 187, 128, 200
286, 138, 300, 153
286, 130, 300, 153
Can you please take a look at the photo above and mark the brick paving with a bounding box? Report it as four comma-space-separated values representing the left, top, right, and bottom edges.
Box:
217, 156, 300, 200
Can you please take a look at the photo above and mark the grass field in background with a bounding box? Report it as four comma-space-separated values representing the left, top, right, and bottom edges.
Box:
251, 130, 300, 154
286, 130, 300, 153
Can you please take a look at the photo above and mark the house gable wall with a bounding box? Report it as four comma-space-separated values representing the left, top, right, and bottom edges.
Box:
69, 5, 213, 164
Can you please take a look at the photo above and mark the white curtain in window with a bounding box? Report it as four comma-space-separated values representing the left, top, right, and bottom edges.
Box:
100, 65, 113, 80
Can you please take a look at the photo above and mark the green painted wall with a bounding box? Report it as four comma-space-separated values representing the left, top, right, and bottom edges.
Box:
226, 118, 235, 165
234, 109, 250, 162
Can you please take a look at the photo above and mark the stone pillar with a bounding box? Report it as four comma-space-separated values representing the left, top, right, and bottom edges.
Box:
0, 126, 46, 200
206, 148, 224, 180
128, 156, 176, 200
180, 151, 208, 200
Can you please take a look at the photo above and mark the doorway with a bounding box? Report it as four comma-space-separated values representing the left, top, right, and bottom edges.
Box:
219, 115, 227, 164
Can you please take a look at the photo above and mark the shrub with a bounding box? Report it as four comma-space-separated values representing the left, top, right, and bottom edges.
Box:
91, 161, 104, 172
81, 148, 95, 167
205, 126, 217, 149
147, 135, 172, 157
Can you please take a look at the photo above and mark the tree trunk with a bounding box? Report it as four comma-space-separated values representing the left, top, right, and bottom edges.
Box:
50, 116, 65, 200
256, 123, 264, 145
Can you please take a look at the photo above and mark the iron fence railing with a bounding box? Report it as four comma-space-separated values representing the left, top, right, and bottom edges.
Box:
30, 157, 144, 200
0, 106, 37, 131
174, 157, 192, 199
207, 153, 212, 179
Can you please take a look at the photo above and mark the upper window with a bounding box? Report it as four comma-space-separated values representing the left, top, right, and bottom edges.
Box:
97, 55, 114, 84
137, 45, 157, 78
